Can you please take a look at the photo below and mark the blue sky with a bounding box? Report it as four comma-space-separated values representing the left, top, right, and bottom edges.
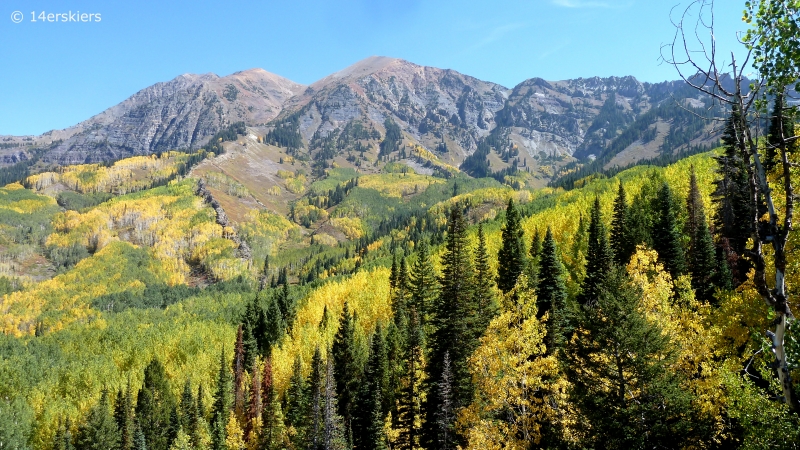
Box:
1, 0, 748, 136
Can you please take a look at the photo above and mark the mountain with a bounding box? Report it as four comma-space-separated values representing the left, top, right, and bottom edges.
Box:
5, 69, 305, 165
1, 57, 723, 184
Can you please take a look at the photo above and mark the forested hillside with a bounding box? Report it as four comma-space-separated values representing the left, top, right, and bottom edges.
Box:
2, 1, 800, 449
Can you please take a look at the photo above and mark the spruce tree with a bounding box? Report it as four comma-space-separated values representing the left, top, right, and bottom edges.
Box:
653, 182, 688, 279
526, 228, 543, 288
409, 239, 438, 327
233, 325, 246, 421
133, 424, 147, 450
537, 227, 568, 352
565, 268, 695, 448
610, 182, 633, 267
766, 93, 796, 172
354, 327, 388, 450
244, 362, 261, 444
472, 223, 498, 339
260, 357, 282, 450
263, 295, 285, 356
115, 381, 135, 450
210, 350, 233, 450
436, 352, 455, 450
307, 346, 325, 450
390, 253, 399, 291
75, 389, 120, 450
712, 105, 752, 263
497, 198, 527, 294
136, 358, 176, 450
284, 356, 307, 447
424, 204, 475, 447
323, 357, 348, 450
53, 417, 76, 450
178, 380, 196, 445
241, 297, 261, 368
692, 217, 719, 304
398, 309, 425, 450
332, 302, 358, 446
577, 197, 613, 306
714, 245, 734, 292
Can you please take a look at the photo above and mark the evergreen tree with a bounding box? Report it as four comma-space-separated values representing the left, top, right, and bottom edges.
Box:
354, 327, 388, 450
260, 357, 285, 450
136, 358, 177, 450
610, 182, 633, 266
211, 350, 233, 450
436, 352, 455, 450
244, 362, 261, 444
424, 203, 476, 447
652, 182, 688, 279
263, 295, 285, 356
307, 346, 325, 450
115, 380, 135, 450
692, 216, 719, 304
284, 356, 307, 447
233, 325, 246, 421
472, 223, 498, 339
577, 197, 613, 306
565, 269, 695, 448
323, 357, 348, 450
332, 302, 358, 446
712, 105, 753, 268
409, 239, 438, 327
497, 199, 527, 294
133, 424, 147, 450
178, 380, 196, 446
714, 245, 734, 292
241, 297, 261, 368
766, 92, 796, 172
526, 228, 543, 288
685, 167, 703, 245
53, 417, 76, 450
398, 309, 425, 450
75, 389, 120, 450
390, 253, 399, 291
537, 227, 568, 352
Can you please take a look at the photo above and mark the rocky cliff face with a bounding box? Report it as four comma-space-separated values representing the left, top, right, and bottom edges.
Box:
40, 69, 305, 164
273, 56, 509, 165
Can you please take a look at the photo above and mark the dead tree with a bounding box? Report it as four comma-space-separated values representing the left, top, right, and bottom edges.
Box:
662, 0, 799, 411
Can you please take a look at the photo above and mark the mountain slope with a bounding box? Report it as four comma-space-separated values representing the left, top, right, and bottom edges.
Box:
39, 69, 305, 164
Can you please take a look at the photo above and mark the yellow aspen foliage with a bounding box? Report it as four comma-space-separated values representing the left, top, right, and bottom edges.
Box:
626, 246, 728, 438
169, 428, 193, 450
459, 281, 568, 449
226, 412, 246, 450
357, 172, 445, 197
271, 268, 391, 394
330, 217, 364, 240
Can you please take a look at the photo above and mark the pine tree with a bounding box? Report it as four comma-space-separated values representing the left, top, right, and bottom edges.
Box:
332, 302, 358, 446
610, 182, 633, 266
653, 182, 688, 279
115, 380, 135, 450
75, 389, 120, 450
307, 346, 325, 450
472, 223, 498, 339
409, 239, 438, 327
136, 358, 177, 450
233, 325, 246, 420
497, 198, 527, 294
436, 352, 455, 450
565, 268, 695, 448
211, 349, 233, 450
537, 227, 568, 352
577, 197, 613, 306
